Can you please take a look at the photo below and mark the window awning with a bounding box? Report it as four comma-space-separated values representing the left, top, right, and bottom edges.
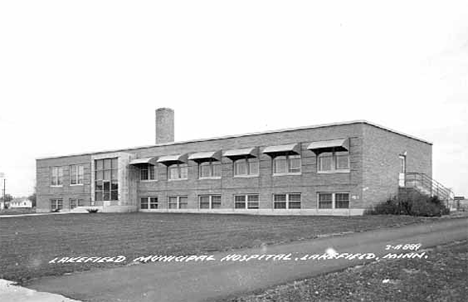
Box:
223, 147, 258, 159
129, 157, 158, 166
188, 150, 222, 162
262, 143, 301, 155
307, 138, 349, 153
157, 154, 188, 165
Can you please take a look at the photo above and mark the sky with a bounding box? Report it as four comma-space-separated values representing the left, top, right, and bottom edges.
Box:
0, 1, 467, 197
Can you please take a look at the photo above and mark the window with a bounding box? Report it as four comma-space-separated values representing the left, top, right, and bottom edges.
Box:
318, 151, 350, 172
273, 193, 301, 209
318, 193, 333, 209
199, 160, 221, 178
234, 158, 259, 176
168, 163, 188, 180
140, 164, 156, 181
50, 199, 63, 211
70, 198, 85, 209
318, 192, 350, 209
51, 167, 63, 186
273, 194, 287, 209
95, 158, 118, 201
70, 165, 84, 185
234, 194, 259, 209
199, 195, 222, 209
335, 193, 350, 209
140, 197, 158, 209
273, 155, 301, 174
288, 193, 301, 209
168, 196, 188, 209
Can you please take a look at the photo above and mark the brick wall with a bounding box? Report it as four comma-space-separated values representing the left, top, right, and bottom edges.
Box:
36, 154, 92, 212
37, 122, 368, 214
361, 124, 432, 209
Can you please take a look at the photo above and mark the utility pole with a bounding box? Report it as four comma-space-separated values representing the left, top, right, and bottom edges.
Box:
0, 172, 4, 210
3, 179, 5, 210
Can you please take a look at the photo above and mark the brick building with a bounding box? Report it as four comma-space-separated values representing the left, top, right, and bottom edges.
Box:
36, 108, 433, 215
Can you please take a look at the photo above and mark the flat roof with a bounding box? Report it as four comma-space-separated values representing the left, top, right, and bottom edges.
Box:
37, 120, 432, 160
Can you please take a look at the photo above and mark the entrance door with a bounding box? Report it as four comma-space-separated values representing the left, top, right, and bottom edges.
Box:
398, 155, 406, 187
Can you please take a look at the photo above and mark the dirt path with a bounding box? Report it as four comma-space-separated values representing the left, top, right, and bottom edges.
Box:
26, 218, 468, 302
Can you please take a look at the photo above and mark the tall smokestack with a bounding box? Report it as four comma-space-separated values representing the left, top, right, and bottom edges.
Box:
155, 108, 174, 144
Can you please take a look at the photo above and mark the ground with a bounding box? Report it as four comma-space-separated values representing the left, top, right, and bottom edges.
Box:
227, 240, 468, 302
0, 213, 438, 285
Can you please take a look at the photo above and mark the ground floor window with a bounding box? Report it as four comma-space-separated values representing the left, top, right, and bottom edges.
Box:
199, 195, 221, 209
168, 196, 188, 209
140, 197, 158, 209
234, 194, 259, 209
273, 193, 301, 209
50, 199, 63, 211
318, 192, 349, 209
69, 198, 85, 209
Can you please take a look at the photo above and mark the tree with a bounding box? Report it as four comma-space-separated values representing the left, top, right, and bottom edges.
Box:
28, 192, 37, 208
0, 194, 13, 203
0, 194, 14, 209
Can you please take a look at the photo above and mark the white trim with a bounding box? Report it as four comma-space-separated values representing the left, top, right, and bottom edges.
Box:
233, 175, 259, 178
317, 170, 350, 174
135, 208, 365, 216
273, 172, 302, 176
168, 178, 188, 182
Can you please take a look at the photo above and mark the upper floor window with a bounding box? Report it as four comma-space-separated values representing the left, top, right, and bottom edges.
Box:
140, 164, 156, 181
318, 151, 350, 172
95, 158, 118, 201
70, 165, 84, 185
234, 158, 259, 176
273, 155, 301, 175
168, 163, 188, 180
51, 167, 63, 186
199, 160, 221, 179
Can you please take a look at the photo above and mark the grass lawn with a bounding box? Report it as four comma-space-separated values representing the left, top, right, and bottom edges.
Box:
228, 240, 468, 302
0, 213, 444, 284
0, 208, 36, 215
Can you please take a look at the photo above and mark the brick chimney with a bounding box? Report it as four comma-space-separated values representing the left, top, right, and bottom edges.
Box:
155, 108, 174, 144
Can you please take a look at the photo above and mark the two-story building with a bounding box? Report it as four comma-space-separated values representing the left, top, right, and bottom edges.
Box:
36, 108, 432, 215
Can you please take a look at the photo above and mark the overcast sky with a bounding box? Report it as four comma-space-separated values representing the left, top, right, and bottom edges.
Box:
0, 1, 467, 197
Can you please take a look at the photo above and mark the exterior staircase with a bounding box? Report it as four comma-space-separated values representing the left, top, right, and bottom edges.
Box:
400, 172, 454, 207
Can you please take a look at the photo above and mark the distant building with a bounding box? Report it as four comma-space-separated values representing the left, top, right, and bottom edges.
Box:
9, 198, 32, 209
35, 108, 450, 215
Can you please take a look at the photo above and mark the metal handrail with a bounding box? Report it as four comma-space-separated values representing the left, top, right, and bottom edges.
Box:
405, 172, 453, 201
